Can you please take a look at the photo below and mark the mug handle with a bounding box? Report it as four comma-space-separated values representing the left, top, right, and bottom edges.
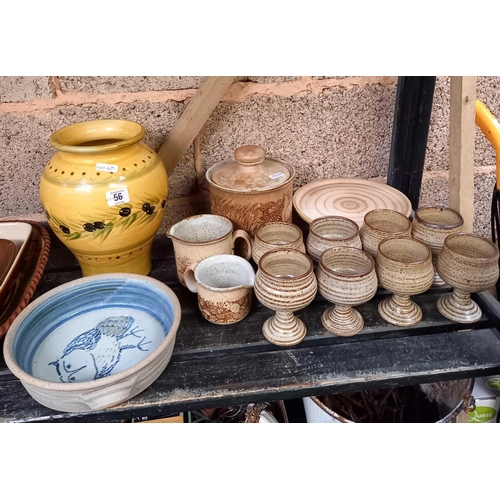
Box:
232, 230, 252, 260
184, 262, 198, 293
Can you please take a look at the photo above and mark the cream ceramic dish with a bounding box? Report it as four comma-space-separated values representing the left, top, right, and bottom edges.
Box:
3, 274, 181, 413
293, 179, 412, 227
0, 222, 32, 297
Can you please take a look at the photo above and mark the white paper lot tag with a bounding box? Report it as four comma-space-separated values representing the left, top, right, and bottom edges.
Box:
106, 188, 130, 207
96, 163, 119, 173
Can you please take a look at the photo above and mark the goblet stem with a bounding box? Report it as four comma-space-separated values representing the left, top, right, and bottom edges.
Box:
431, 254, 446, 287
378, 293, 423, 326
262, 310, 307, 346
437, 289, 482, 323
322, 304, 364, 337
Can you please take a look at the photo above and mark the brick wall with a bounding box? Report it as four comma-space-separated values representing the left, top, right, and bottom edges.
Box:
1, 76, 499, 237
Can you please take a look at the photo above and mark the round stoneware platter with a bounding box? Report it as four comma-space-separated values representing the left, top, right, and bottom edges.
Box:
293, 179, 412, 227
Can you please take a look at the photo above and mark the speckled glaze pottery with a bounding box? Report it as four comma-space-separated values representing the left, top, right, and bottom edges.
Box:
376, 237, 434, 326
306, 216, 362, 262
3, 274, 181, 412
206, 145, 295, 236
437, 233, 499, 323
316, 247, 377, 336
252, 222, 305, 265
411, 206, 464, 287
184, 254, 255, 325
40, 120, 169, 277
167, 214, 252, 286
360, 209, 412, 258
254, 249, 317, 346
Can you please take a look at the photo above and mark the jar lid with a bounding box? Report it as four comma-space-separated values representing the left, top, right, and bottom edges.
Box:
209, 145, 293, 192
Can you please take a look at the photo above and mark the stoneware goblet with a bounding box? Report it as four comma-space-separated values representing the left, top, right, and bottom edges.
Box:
411, 206, 464, 287
254, 248, 317, 346
306, 216, 362, 263
252, 222, 306, 265
316, 247, 378, 336
437, 233, 499, 323
376, 237, 434, 326
360, 209, 412, 258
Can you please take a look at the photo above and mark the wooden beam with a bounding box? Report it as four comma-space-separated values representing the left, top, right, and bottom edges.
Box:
157, 76, 236, 176
387, 77, 436, 211
449, 77, 477, 232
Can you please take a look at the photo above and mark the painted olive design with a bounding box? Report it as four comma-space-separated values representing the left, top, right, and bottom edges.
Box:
60, 225, 70, 234
161, 199, 166, 208
93, 221, 106, 229
142, 203, 155, 215
83, 223, 96, 232
119, 207, 131, 217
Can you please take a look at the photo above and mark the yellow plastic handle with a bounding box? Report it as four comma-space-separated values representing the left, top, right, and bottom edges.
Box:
475, 100, 500, 189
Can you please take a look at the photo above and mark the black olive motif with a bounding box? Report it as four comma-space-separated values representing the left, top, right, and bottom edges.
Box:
60, 225, 70, 234
93, 221, 106, 229
83, 223, 96, 232
119, 207, 131, 217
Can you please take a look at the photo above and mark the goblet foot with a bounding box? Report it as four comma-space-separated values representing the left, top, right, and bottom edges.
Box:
437, 289, 482, 323
378, 294, 422, 327
432, 268, 447, 287
322, 304, 364, 337
262, 311, 307, 346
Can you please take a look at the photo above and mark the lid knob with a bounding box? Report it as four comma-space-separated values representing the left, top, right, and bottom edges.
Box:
234, 145, 266, 166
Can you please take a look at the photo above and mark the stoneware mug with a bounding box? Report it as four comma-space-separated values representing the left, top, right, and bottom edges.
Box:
184, 254, 255, 325
167, 214, 252, 286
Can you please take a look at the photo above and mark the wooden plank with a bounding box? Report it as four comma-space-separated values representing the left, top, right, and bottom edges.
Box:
449, 76, 477, 232
387, 77, 436, 210
2, 327, 500, 422
157, 77, 236, 176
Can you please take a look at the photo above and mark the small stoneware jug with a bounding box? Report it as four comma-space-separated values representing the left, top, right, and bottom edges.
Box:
167, 214, 252, 286
437, 233, 499, 323
411, 206, 464, 287
184, 254, 255, 325
252, 222, 305, 265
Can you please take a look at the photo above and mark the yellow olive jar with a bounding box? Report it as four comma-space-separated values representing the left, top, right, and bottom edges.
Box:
40, 119, 168, 276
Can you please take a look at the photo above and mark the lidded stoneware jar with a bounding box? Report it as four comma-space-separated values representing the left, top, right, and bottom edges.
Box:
206, 145, 295, 235
40, 120, 168, 277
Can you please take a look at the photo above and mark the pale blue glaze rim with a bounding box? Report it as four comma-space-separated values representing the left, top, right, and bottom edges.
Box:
4, 274, 181, 390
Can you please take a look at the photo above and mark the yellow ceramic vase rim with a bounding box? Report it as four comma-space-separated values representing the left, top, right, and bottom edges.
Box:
49, 119, 146, 154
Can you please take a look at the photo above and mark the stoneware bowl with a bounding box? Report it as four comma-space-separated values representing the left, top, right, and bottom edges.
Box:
376, 237, 434, 326
3, 273, 181, 413
254, 249, 317, 346
360, 209, 412, 258
437, 233, 499, 323
306, 216, 362, 263
412, 206, 464, 287
252, 222, 306, 265
316, 247, 378, 336
184, 254, 255, 325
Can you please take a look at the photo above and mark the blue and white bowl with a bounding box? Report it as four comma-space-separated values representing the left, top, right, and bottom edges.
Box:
3, 273, 181, 413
